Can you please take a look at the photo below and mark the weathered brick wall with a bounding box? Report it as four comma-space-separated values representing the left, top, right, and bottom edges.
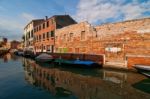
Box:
55, 18, 150, 54
95, 18, 150, 39
101, 31, 150, 62
55, 18, 150, 68
55, 21, 94, 53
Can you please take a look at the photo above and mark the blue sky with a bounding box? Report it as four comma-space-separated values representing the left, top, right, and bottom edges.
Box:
0, 0, 149, 40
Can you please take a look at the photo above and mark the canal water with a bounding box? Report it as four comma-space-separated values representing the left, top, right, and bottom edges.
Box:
0, 53, 150, 99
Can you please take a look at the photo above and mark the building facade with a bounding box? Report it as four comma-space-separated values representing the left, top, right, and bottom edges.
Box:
23, 15, 150, 69
34, 15, 76, 53
24, 19, 44, 51
55, 21, 96, 53
10, 40, 20, 49
0, 37, 10, 49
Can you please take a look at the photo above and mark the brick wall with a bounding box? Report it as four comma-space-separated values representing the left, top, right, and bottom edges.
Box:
55, 18, 150, 68
127, 56, 150, 69
55, 21, 94, 53
95, 18, 150, 39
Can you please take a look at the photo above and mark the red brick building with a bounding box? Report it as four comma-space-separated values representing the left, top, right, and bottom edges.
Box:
34, 15, 76, 53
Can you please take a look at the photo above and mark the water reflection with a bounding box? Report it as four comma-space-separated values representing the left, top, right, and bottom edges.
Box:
22, 58, 150, 99
132, 79, 150, 94
102, 70, 127, 88
0, 53, 20, 62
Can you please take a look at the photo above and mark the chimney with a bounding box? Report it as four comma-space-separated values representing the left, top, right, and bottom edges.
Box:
45, 16, 48, 20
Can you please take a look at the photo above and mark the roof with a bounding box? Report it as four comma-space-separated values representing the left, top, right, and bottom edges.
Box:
24, 19, 44, 29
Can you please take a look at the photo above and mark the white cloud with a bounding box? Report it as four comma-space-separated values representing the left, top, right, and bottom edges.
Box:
122, 1, 150, 20
0, 20, 23, 30
0, 18, 24, 41
21, 12, 36, 22
0, 12, 36, 40
75, 0, 150, 24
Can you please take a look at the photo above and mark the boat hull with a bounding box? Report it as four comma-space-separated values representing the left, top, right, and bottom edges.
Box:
35, 58, 53, 63
54, 59, 101, 68
134, 64, 150, 78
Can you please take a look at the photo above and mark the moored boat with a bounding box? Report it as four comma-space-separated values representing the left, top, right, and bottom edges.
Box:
54, 59, 74, 65
35, 53, 53, 62
134, 64, 150, 72
134, 64, 150, 78
141, 72, 150, 78
54, 58, 101, 68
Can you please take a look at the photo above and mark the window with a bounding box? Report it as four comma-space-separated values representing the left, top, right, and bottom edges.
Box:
51, 31, 54, 37
39, 35, 41, 41
43, 33, 45, 40
69, 33, 73, 41
28, 32, 30, 38
47, 21, 49, 27
37, 27, 38, 32
51, 45, 54, 52
47, 32, 49, 38
81, 31, 85, 40
39, 25, 41, 30
34, 28, 36, 32
31, 30, 33, 37
43, 23, 45, 29
36, 36, 38, 41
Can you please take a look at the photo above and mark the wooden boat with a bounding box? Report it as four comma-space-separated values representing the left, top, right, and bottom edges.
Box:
35, 53, 53, 62
134, 64, 150, 78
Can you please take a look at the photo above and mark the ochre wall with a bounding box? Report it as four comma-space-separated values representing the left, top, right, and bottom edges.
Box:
127, 56, 150, 69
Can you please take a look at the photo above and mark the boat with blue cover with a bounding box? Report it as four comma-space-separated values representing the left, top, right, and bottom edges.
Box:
54, 58, 101, 68
73, 60, 100, 67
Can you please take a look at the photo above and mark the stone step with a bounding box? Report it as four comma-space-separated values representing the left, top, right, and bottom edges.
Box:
104, 61, 127, 69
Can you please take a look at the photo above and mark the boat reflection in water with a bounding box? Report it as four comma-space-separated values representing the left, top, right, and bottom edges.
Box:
132, 78, 150, 94
22, 58, 150, 99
